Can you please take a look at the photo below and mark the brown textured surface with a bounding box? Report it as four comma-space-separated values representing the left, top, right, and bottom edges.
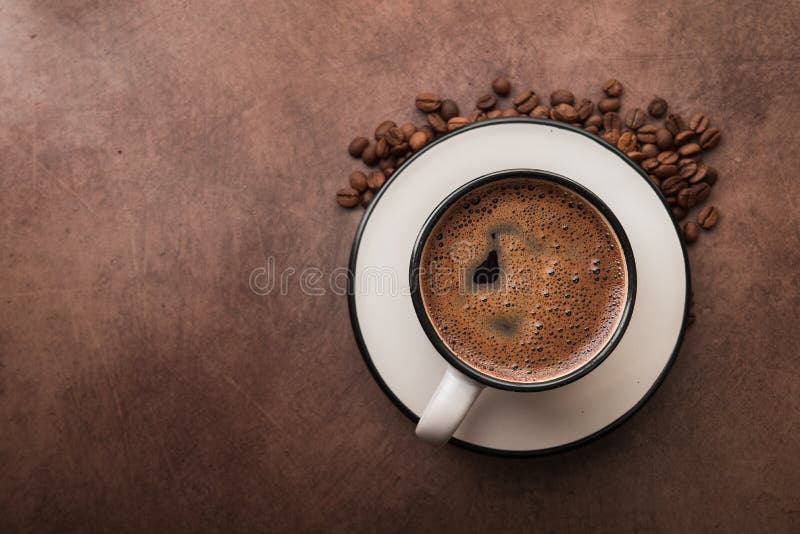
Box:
1, 1, 798, 532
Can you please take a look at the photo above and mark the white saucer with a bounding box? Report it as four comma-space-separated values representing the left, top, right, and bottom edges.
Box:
348, 119, 690, 455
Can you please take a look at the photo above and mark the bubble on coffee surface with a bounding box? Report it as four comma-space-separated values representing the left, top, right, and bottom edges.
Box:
419, 177, 627, 384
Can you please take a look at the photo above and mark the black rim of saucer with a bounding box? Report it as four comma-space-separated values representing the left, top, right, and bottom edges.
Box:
408, 169, 637, 392
347, 117, 692, 456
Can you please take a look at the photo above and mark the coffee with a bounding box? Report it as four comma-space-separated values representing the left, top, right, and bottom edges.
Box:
418, 176, 628, 384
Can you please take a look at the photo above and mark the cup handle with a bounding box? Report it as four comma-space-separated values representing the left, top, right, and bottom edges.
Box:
415, 366, 484, 446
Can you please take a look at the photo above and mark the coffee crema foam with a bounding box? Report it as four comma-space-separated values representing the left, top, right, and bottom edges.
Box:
419, 176, 628, 384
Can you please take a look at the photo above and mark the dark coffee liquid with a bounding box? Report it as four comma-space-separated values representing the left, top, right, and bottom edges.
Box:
419, 177, 627, 383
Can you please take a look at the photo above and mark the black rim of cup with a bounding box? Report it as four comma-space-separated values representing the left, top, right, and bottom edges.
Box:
408, 168, 638, 392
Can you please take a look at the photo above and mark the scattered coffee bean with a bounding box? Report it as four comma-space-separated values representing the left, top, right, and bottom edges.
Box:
699, 127, 720, 149
427, 112, 447, 133
336, 187, 360, 208
385, 127, 405, 146
486, 109, 502, 119
661, 175, 687, 195
468, 109, 487, 122
617, 131, 637, 152
575, 99, 594, 121
598, 98, 621, 113
360, 189, 375, 208
552, 103, 578, 122
637, 125, 658, 144
678, 143, 701, 156
641, 143, 659, 159
689, 161, 707, 183
419, 125, 434, 142
655, 128, 674, 150
672, 205, 687, 221
697, 205, 719, 229
642, 158, 660, 172
674, 130, 695, 146
683, 221, 699, 244
376, 137, 390, 158
374, 120, 396, 140
603, 112, 621, 131
362, 142, 378, 166
625, 108, 646, 130
514, 90, 539, 114
654, 164, 678, 178
476, 94, 497, 110
657, 150, 679, 165
603, 79, 623, 97
492, 76, 511, 96
409, 131, 427, 151
550, 89, 575, 106
367, 170, 386, 190
415, 93, 441, 112
678, 159, 698, 179
529, 104, 550, 118
389, 141, 409, 156
440, 99, 460, 121
677, 185, 698, 208
400, 123, 417, 140
348, 136, 369, 158
648, 97, 668, 117
664, 113, 685, 136
649, 174, 662, 188
585, 125, 599, 134
447, 117, 470, 131
501, 108, 519, 117
385, 167, 395, 176
349, 170, 368, 193
585, 114, 603, 129
692, 182, 711, 203
627, 150, 645, 162
689, 113, 709, 134
602, 129, 621, 145
378, 156, 396, 171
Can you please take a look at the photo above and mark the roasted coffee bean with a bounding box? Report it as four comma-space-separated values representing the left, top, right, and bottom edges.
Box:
672, 205, 687, 221
362, 142, 378, 166
396, 155, 407, 166
641, 143, 659, 158
400, 123, 417, 140
427, 112, 447, 133
617, 131, 637, 152
692, 182, 711, 202
575, 99, 594, 121
409, 131, 427, 151
637, 125, 658, 144
415, 93, 441, 112
550, 89, 575, 106
655, 128, 674, 150
661, 175, 687, 194
492, 76, 511, 96
647, 97, 668, 118
501, 108, 519, 117
476, 94, 497, 110
689, 162, 708, 184
585, 125, 599, 134
514, 90, 539, 113
665, 195, 677, 205
348, 136, 369, 158
642, 158, 660, 171
349, 170, 368, 193
654, 164, 678, 178
603, 78, 623, 97
704, 165, 718, 186
625, 108, 646, 130
552, 103, 578, 122
598, 98, 621, 113
689, 113, 709, 133
447, 117, 469, 131
336, 187, 360, 208
468, 109, 487, 122
419, 125, 435, 142
683, 221, 699, 244
678, 143, 701, 156
627, 150, 645, 162
439, 99, 460, 121
679, 160, 698, 179
384, 167, 395, 177
529, 105, 550, 118
486, 109, 503, 119
389, 142, 409, 156
664, 113, 685, 136
603, 112, 622, 131
360, 189, 375, 208
657, 150, 679, 165
367, 170, 386, 189
375, 137, 389, 158
649, 174, 662, 188
378, 156, 396, 171
674, 130, 695, 146
374, 120, 396, 140
699, 127, 721, 149
677, 185, 698, 208
602, 129, 621, 145
585, 114, 603, 129
697, 205, 719, 229
385, 127, 405, 146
